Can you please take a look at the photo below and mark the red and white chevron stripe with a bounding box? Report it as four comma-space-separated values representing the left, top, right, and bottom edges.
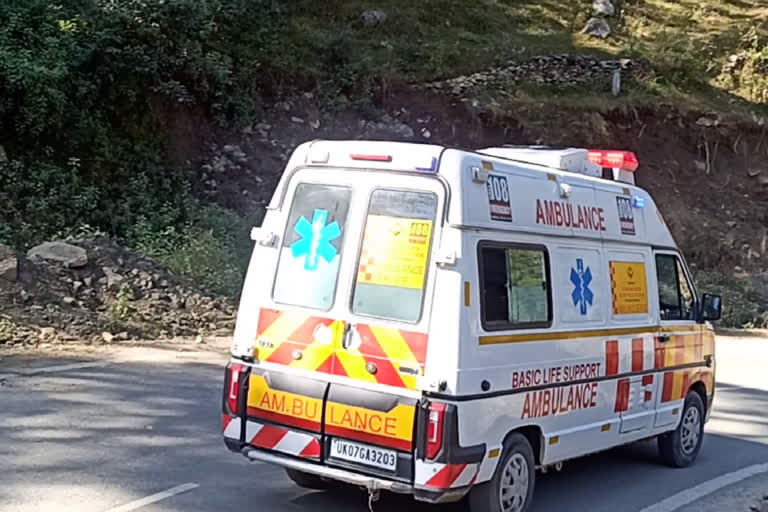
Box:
604, 337, 655, 377
222, 414, 239, 439
414, 460, 479, 489
605, 337, 656, 413
221, 416, 321, 459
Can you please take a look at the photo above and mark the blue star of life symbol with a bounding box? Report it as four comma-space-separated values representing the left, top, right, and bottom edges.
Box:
570, 258, 594, 316
290, 209, 341, 271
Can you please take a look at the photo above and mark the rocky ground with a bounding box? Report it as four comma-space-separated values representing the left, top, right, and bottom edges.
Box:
416, 55, 652, 97
0, 237, 235, 346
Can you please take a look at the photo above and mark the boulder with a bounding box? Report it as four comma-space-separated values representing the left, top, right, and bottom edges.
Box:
361, 9, 387, 26
581, 18, 611, 39
0, 244, 17, 282
593, 0, 615, 16
27, 241, 88, 268
102, 267, 125, 290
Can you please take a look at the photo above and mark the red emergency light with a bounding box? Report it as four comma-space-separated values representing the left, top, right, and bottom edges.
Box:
587, 150, 639, 172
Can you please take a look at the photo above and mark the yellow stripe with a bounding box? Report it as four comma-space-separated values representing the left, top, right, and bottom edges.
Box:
665, 340, 676, 367
660, 325, 703, 334
370, 326, 419, 366
367, 326, 421, 390
397, 372, 419, 391
256, 312, 307, 360
464, 281, 471, 307
335, 350, 378, 384
479, 324, 703, 345
288, 320, 343, 371
672, 371, 684, 400
684, 334, 696, 365
288, 342, 333, 371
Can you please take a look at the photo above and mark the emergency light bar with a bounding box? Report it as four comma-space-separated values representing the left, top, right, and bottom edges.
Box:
587, 150, 639, 172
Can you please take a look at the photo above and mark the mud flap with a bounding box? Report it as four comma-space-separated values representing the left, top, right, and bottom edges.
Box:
412, 402, 486, 503
222, 362, 250, 453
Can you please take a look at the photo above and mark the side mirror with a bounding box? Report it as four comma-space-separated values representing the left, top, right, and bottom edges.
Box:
700, 293, 722, 322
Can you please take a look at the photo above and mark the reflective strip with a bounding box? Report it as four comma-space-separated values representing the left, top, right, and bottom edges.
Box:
254, 308, 429, 391
605, 340, 619, 376
631, 338, 644, 372
414, 460, 479, 489
222, 415, 240, 439
243, 419, 320, 459
452, 464, 480, 488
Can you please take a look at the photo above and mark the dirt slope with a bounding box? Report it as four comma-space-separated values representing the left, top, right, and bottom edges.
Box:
198, 86, 768, 327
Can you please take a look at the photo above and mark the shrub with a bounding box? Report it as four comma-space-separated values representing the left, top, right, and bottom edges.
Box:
0, 0, 289, 250
131, 205, 252, 297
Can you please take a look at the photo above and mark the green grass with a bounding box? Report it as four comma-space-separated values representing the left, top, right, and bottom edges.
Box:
271, 0, 768, 116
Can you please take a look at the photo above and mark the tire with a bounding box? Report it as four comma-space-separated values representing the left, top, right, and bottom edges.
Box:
468, 433, 536, 512
284, 468, 336, 490
658, 391, 705, 468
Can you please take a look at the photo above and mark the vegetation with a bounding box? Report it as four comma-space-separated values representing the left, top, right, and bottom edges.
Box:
0, 0, 289, 293
0, 0, 767, 311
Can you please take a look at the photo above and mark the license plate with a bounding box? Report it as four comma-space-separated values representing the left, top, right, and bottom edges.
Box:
330, 438, 397, 472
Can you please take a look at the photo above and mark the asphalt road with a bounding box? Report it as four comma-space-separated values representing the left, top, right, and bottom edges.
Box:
0, 336, 766, 512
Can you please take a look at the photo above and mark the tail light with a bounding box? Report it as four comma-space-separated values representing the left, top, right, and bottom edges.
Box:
425, 402, 446, 459
227, 364, 244, 415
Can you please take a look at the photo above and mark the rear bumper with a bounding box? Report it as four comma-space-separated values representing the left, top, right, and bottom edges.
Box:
241, 445, 413, 494
240, 445, 471, 503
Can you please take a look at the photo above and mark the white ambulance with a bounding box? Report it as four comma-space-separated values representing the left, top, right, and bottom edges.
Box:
222, 140, 722, 512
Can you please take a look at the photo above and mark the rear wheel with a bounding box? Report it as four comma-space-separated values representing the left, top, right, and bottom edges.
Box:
468, 433, 535, 512
284, 468, 336, 490
658, 391, 705, 468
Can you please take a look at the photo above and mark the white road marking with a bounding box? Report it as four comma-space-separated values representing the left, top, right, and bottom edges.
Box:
103, 483, 199, 512
638, 463, 768, 512
20, 361, 111, 375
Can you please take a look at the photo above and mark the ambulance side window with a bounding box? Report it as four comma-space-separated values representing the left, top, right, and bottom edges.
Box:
273, 183, 351, 310
478, 242, 551, 330
655, 254, 695, 321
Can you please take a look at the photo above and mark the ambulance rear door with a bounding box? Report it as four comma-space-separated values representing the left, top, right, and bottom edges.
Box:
246, 165, 446, 482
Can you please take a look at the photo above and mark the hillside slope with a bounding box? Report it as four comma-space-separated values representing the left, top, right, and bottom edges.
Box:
0, 0, 767, 332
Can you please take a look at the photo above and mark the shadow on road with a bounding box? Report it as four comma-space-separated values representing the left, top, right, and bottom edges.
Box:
0, 357, 766, 512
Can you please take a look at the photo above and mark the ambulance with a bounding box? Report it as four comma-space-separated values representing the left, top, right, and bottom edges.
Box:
221, 140, 722, 512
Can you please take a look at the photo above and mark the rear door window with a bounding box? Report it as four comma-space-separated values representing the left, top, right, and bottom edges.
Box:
273, 183, 351, 310
352, 189, 438, 323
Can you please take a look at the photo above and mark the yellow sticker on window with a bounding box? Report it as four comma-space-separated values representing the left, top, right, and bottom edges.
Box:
357, 215, 433, 290
610, 261, 649, 315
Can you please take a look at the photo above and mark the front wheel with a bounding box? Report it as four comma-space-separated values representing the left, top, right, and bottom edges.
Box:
468, 433, 536, 512
658, 390, 705, 468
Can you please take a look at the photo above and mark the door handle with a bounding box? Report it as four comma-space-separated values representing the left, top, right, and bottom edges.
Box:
341, 323, 353, 349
